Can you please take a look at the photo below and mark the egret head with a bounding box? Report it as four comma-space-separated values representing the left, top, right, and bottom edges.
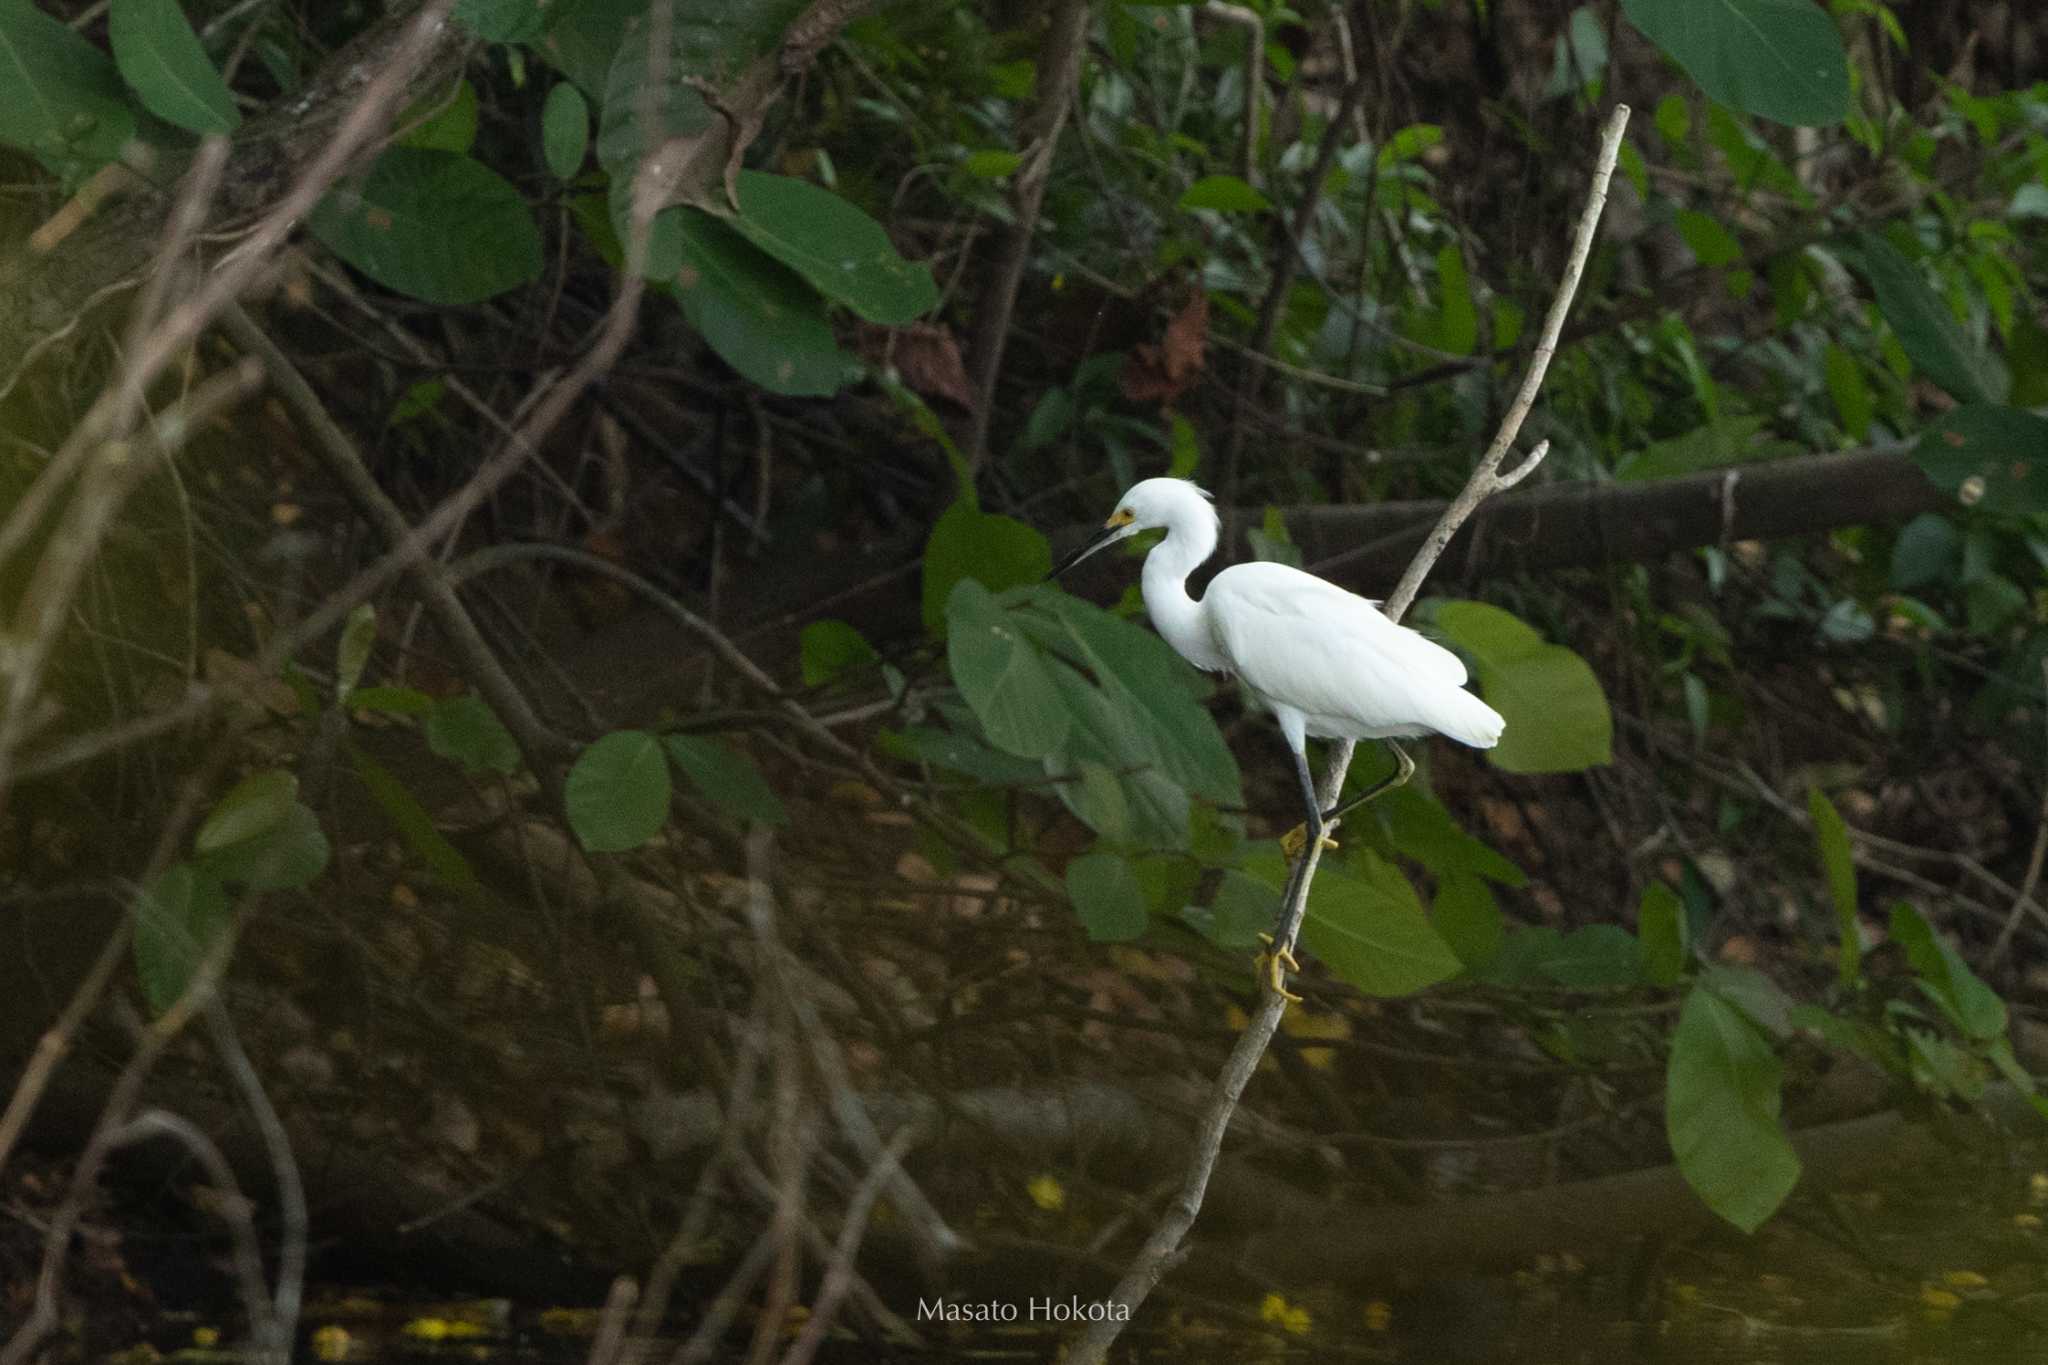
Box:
1050, 478, 1217, 577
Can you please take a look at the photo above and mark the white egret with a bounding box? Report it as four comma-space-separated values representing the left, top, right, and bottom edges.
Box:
1052, 478, 1504, 993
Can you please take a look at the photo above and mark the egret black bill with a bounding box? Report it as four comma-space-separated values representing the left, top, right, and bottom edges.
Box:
1048, 510, 1137, 579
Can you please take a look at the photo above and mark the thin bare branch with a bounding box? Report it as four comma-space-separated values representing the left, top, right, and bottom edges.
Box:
1066, 103, 1631, 1365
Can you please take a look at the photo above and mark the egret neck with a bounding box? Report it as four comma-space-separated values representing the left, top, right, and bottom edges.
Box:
1138, 508, 1229, 674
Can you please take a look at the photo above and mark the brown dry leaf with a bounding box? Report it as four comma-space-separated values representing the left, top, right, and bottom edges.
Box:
863, 322, 975, 408
1120, 293, 1209, 404
204, 647, 299, 715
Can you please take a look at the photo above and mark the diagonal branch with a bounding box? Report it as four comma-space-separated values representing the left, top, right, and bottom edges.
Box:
1066, 103, 1631, 1365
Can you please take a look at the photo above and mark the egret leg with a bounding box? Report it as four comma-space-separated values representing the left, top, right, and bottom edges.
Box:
1278, 746, 1342, 861
1279, 741, 1416, 858
1321, 741, 1416, 826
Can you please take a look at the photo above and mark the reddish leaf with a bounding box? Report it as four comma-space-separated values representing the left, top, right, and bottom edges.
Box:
859, 322, 976, 409
1120, 293, 1209, 404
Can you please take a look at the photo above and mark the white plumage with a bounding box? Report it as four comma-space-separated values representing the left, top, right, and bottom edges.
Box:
1052, 476, 1503, 853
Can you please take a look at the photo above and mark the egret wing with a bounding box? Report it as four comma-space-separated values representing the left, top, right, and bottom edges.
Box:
1204, 563, 1498, 744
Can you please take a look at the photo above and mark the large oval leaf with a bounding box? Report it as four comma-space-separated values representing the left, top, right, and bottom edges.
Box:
1622, 0, 1849, 128
664, 733, 787, 825
1042, 592, 1242, 807
1431, 602, 1612, 774
1845, 232, 2005, 406
196, 769, 297, 854
133, 863, 230, 1016
1666, 984, 1801, 1233
309, 147, 543, 305
1066, 850, 1146, 942
201, 801, 330, 891
946, 580, 1069, 760
425, 695, 521, 775
1912, 404, 2048, 516
923, 501, 1052, 635
567, 730, 673, 853
110, 0, 239, 134
0, 0, 137, 177
728, 171, 939, 325
672, 209, 850, 396
541, 80, 589, 178
1239, 848, 1461, 997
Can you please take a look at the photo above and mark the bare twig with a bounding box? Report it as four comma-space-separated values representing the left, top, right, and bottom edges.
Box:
1065, 103, 1630, 1365
207, 1002, 306, 1359
964, 0, 1093, 475
0, 918, 130, 1178
777, 1128, 917, 1365
219, 303, 571, 763
3, 902, 247, 1365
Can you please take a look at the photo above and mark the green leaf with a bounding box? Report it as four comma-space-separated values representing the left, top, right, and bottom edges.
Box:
728, 171, 939, 324
200, 801, 329, 891
1888, 902, 2006, 1041
1431, 601, 1612, 773
800, 619, 879, 686
1822, 343, 1873, 441
1613, 414, 1774, 481
1373, 786, 1525, 886
350, 744, 482, 900
1043, 593, 1242, 806
1806, 788, 1860, 986
309, 147, 543, 305
883, 723, 1045, 787
670, 209, 850, 396
196, 770, 297, 854
1433, 870, 1503, 970
663, 733, 787, 825
541, 81, 589, 178
1675, 209, 1741, 267
347, 685, 435, 716
425, 695, 521, 775
1376, 123, 1441, 169
1535, 924, 1644, 989
454, 0, 562, 42
1046, 666, 1188, 849
567, 730, 673, 852
336, 603, 376, 703
397, 78, 478, 153
109, 0, 239, 135
1177, 174, 1270, 213
1667, 985, 1801, 1232
590, 1, 803, 194
1066, 850, 1146, 942
670, 208, 850, 395
922, 499, 1052, 635
960, 149, 1022, 180
1912, 404, 2048, 516
1639, 882, 1688, 986
541, 0, 644, 94
1291, 850, 1463, 997
1846, 232, 2005, 406
946, 580, 1070, 760
0, 0, 137, 177
1181, 868, 1277, 952
1407, 243, 1476, 356
1621, 0, 1849, 127
133, 863, 230, 1015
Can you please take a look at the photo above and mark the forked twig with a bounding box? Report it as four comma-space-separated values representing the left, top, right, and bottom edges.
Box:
1065, 103, 1630, 1365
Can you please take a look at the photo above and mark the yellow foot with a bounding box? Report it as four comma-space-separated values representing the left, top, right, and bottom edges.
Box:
1278, 822, 1341, 861
1256, 933, 1303, 1003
